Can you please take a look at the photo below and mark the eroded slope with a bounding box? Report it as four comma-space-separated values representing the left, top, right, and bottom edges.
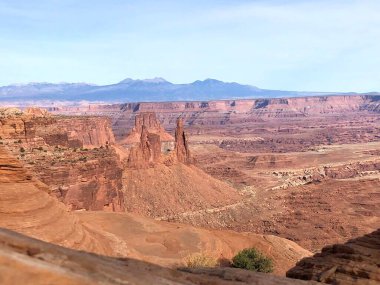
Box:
0, 228, 320, 285
0, 147, 111, 254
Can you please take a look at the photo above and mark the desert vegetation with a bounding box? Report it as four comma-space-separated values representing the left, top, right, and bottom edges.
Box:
183, 252, 218, 268
232, 248, 274, 273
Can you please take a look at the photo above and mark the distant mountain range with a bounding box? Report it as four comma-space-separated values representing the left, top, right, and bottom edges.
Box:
0, 78, 375, 104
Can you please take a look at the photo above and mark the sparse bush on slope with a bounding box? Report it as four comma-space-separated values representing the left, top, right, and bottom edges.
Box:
232, 248, 273, 273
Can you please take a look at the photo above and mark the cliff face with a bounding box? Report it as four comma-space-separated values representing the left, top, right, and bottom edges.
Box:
47, 95, 380, 142
43, 117, 115, 149
0, 146, 110, 252
0, 108, 115, 148
0, 108, 124, 212
287, 229, 380, 284
0, 108, 54, 140
35, 151, 125, 211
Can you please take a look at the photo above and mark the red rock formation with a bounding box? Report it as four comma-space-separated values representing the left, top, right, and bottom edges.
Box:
0, 146, 110, 252
126, 114, 193, 168
0, 110, 124, 212
175, 117, 192, 164
24, 107, 51, 118
124, 114, 244, 217
39, 153, 125, 212
287, 229, 380, 284
50, 95, 380, 140
127, 125, 163, 168
0, 145, 312, 282
0, 108, 114, 148
122, 112, 173, 145
49, 117, 115, 148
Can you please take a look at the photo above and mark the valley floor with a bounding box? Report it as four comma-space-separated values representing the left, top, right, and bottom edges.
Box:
162, 141, 380, 252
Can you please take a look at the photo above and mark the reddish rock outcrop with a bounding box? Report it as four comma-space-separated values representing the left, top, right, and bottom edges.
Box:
43, 117, 115, 149
0, 108, 55, 140
122, 112, 173, 145
126, 113, 192, 168
0, 108, 114, 148
24, 107, 51, 118
124, 114, 243, 218
287, 229, 380, 284
127, 125, 162, 168
50, 95, 379, 140
0, 109, 124, 212
175, 117, 192, 164
0, 146, 110, 252
36, 152, 125, 212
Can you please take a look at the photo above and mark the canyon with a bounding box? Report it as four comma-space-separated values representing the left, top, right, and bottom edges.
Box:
0, 143, 316, 284
47, 95, 380, 252
0, 93, 379, 284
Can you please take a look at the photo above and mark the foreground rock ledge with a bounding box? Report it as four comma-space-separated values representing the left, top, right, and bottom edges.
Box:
287, 229, 380, 285
0, 228, 321, 285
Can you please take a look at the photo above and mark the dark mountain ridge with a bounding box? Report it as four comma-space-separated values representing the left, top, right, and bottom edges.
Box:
0, 78, 375, 103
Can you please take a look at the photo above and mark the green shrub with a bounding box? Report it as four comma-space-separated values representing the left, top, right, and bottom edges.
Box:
232, 248, 273, 273
19, 147, 25, 153
184, 252, 218, 268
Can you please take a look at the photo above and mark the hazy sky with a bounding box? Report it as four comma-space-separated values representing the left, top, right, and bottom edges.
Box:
1, 0, 379, 92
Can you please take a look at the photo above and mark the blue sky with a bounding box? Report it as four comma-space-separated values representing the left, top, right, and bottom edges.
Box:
0, 0, 379, 92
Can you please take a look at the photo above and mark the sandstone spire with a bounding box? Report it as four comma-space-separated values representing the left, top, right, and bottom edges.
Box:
127, 124, 162, 168
175, 117, 192, 164
122, 112, 173, 145
126, 114, 191, 168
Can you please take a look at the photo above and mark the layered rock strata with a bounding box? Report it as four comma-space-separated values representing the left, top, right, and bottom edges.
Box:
0, 147, 110, 253
287, 229, 380, 284
0, 228, 320, 285
0, 108, 124, 211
